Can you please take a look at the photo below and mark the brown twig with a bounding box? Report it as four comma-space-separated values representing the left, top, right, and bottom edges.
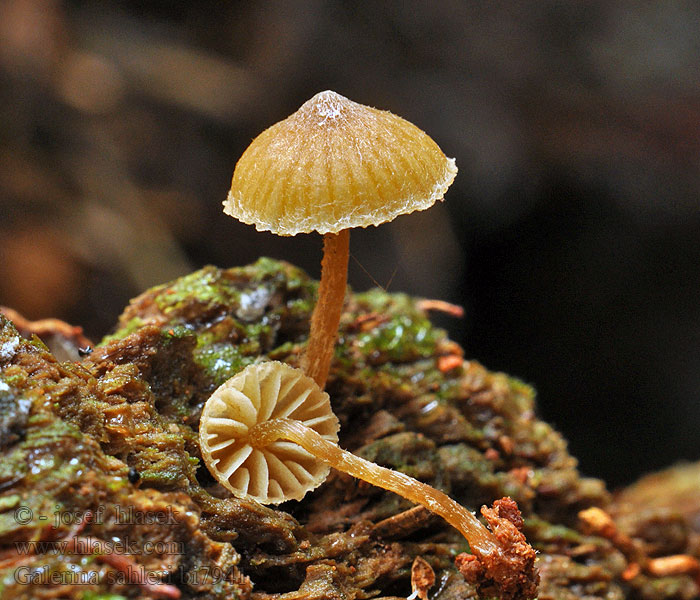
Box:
646, 555, 700, 586
0, 306, 94, 349
579, 507, 700, 587
416, 299, 464, 318
371, 506, 435, 540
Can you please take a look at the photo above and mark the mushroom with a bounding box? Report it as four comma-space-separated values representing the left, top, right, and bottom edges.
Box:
199, 362, 537, 599
199, 360, 339, 504
224, 91, 457, 388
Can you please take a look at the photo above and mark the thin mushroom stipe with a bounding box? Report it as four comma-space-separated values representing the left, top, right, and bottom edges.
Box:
247, 416, 499, 557
199, 361, 537, 599
224, 91, 457, 389
301, 229, 349, 387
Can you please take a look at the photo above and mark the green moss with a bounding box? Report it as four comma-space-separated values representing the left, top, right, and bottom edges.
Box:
0, 412, 105, 541
245, 256, 311, 290
150, 259, 314, 321
101, 259, 319, 387
338, 289, 447, 367
100, 316, 145, 344
355, 288, 411, 313
1, 372, 26, 387
155, 266, 233, 314
133, 437, 195, 487
525, 515, 585, 545
357, 432, 447, 490
361, 314, 437, 360
0, 495, 20, 511
162, 324, 194, 341
267, 341, 296, 360
341, 314, 441, 368
193, 343, 256, 387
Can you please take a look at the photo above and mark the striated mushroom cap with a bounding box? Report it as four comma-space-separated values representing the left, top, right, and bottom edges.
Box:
199, 361, 339, 504
225, 90, 457, 235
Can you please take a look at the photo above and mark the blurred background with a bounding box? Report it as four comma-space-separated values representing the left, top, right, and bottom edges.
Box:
1, 0, 698, 487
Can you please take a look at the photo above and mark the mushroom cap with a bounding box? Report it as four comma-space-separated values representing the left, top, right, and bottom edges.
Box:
199, 361, 339, 504
224, 90, 458, 235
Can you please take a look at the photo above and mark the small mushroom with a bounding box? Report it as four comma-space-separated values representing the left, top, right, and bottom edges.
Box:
200, 362, 537, 599
199, 360, 339, 503
224, 91, 457, 388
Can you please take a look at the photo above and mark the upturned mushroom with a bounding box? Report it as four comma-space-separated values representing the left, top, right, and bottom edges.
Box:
199, 361, 538, 599
224, 91, 457, 389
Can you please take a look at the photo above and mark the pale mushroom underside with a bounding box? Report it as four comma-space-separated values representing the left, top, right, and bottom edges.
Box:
199, 361, 339, 504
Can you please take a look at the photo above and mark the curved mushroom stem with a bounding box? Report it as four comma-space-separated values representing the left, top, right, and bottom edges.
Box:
301, 229, 350, 388
248, 417, 500, 558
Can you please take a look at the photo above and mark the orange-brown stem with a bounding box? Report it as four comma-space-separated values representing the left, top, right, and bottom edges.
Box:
301, 229, 350, 388
248, 418, 501, 559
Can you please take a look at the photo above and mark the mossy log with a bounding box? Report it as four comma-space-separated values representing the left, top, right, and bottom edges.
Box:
1, 259, 698, 599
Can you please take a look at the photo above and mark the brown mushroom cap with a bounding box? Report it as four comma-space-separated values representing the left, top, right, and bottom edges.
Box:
199, 361, 339, 504
224, 90, 457, 235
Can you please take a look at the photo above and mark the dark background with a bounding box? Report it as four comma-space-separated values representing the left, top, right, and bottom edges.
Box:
1, 1, 698, 487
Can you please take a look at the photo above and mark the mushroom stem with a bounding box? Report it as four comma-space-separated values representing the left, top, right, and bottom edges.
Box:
248, 417, 500, 558
301, 229, 350, 388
